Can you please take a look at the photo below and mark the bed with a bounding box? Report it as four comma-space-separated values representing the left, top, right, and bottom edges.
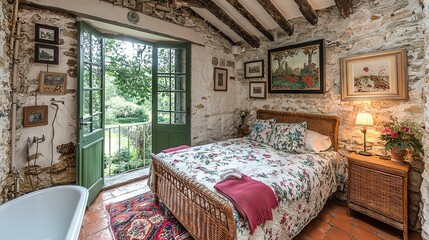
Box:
150, 109, 346, 240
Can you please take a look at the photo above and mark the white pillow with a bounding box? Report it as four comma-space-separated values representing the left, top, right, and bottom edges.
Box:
305, 130, 332, 153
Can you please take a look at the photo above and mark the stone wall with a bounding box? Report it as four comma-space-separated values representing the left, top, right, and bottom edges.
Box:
0, 0, 12, 203
237, 0, 426, 230
420, 0, 429, 238
13, 7, 78, 193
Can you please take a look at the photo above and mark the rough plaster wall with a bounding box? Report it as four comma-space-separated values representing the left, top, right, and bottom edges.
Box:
0, 0, 12, 203
14, 7, 78, 193
238, 0, 426, 230
421, 0, 429, 238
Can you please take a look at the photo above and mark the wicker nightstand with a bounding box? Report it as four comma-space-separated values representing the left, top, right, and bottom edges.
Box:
347, 153, 409, 240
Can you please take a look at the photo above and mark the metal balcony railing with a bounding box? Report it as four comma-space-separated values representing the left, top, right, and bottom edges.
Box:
104, 122, 152, 176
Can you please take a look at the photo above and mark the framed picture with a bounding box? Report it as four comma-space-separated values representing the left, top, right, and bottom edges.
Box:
213, 67, 228, 91
340, 49, 408, 101
35, 44, 59, 65
23, 105, 49, 127
268, 39, 325, 94
244, 60, 264, 79
249, 81, 266, 99
35, 24, 59, 44
39, 71, 67, 95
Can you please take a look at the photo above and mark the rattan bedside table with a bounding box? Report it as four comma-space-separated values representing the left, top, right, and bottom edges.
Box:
347, 153, 409, 240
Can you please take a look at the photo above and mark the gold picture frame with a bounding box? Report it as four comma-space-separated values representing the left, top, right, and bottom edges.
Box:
340, 49, 408, 101
39, 71, 67, 95
23, 105, 48, 127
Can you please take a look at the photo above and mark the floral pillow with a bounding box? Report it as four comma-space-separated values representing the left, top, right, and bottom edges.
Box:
248, 118, 276, 144
273, 122, 307, 153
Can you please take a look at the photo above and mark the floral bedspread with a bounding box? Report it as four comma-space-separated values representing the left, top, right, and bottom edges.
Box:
155, 138, 347, 240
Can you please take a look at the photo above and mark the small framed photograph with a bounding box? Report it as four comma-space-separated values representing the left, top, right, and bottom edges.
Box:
39, 71, 67, 95
35, 43, 59, 65
249, 81, 266, 99
244, 60, 264, 79
23, 105, 49, 127
35, 24, 59, 44
213, 67, 228, 91
340, 49, 408, 101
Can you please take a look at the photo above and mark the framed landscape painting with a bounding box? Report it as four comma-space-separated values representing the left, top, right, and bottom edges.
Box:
340, 49, 407, 101
244, 60, 264, 79
39, 71, 67, 95
268, 39, 325, 94
35, 43, 59, 65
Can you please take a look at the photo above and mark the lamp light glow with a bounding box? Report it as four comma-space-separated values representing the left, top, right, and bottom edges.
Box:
355, 112, 374, 156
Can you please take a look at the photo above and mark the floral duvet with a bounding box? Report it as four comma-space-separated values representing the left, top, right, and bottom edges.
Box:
155, 138, 347, 240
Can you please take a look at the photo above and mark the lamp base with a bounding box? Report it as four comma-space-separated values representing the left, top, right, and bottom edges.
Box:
359, 151, 372, 156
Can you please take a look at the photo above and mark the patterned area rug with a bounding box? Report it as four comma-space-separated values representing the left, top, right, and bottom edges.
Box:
106, 191, 193, 240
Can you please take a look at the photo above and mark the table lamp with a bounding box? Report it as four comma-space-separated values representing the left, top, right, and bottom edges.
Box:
355, 112, 374, 156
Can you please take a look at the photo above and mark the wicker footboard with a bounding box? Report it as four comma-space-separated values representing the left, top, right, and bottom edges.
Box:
151, 154, 236, 240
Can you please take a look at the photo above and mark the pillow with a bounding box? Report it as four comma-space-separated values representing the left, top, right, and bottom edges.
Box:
273, 122, 307, 153
248, 118, 276, 144
305, 130, 332, 153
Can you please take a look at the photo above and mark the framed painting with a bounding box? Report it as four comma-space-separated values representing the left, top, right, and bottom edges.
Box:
249, 81, 266, 99
244, 60, 264, 79
39, 71, 67, 95
35, 23, 59, 45
213, 67, 228, 91
268, 39, 325, 94
340, 49, 408, 101
35, 44, 59, 65
23, 105, 49, 127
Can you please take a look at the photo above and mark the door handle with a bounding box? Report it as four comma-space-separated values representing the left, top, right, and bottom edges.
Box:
79, 117, 92, 128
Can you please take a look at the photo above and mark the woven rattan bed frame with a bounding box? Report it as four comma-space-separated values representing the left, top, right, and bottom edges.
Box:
151, 109, 340, 240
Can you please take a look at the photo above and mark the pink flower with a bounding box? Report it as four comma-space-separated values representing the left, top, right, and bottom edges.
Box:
401, 126, 410, 132
390, 131, 397, 138
382, 128, 391, 133
363, 67, 369, 72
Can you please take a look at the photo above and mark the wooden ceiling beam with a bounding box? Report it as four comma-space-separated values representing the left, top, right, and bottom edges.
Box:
334, 0, 353, 18
175, 0, 204, 8
256, 0, 294, 36
294, 0, 318, 25
196, 0, 260, 48
225, 0, 274, 41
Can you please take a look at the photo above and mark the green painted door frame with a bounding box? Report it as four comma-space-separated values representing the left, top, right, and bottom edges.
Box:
152, 43, 191, 153
77, 22, 105, 205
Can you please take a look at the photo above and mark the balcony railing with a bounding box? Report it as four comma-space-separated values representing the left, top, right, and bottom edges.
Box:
104, 122, 152, 176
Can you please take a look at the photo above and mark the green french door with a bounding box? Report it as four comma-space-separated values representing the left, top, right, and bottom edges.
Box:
152, 44, 191, 153
77, 22, 105, 205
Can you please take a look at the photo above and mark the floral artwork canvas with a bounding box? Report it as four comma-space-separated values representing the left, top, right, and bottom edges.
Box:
341, 49, 407, 101
268, 39, 325, 94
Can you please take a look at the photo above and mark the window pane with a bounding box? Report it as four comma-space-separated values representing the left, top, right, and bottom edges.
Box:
93, 114, 101, 130
171, 48, 186, 74
173, 75, 186, 91
158, 76, 170, 91
83, 90, 91, 118
84, 64, 91, 88
92, 35, 102, 64
93, 90, 102, 113
158, 92, 170, 111
83, 31, 91, 62
172, 112, 186, 124
92, 65, 101, 88
172, 92, 185, 112
157, 48, 170, 73
158, 112, 170, 124
83, 117, 91, 135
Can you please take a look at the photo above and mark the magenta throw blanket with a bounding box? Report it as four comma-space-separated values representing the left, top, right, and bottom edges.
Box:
214, 175, 278, 234
161, 145, 190, 153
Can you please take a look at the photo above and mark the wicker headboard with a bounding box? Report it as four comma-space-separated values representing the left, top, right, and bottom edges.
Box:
256, 109, 340, 150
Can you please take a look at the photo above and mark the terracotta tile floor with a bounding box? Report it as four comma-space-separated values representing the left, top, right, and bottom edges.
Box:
79, 179, 422, 240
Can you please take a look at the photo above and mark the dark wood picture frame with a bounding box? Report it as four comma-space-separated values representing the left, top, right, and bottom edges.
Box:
39, 71, 67, 95
268, 39, 325, 94
35, 23, 59, 45
23, 105, 49, 127
249, 81, 266, 99
213, 67, 228, 91
244, 60, 264, 79
35, 44, 59, 65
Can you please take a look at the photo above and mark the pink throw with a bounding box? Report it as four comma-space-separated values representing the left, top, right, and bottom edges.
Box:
161, 145, 190, 153
214, 175, 278, 234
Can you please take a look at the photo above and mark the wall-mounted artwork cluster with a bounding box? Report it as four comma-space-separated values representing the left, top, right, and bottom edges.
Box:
35, 24, 59, 65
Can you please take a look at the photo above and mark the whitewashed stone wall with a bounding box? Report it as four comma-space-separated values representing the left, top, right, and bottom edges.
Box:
420, 0, 429, 238
0, 0, 12, 203
237, 0, 426, 230
13, 7, 78, 193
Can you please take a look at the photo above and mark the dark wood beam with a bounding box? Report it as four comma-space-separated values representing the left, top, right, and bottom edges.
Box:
294, 0, 318, 25
225, 0, 274, 41
256, 0, 294, 36
334, 0, 352, 18
196, 0, 260, 48
187, 8, 236, 45
175, 0, 204, 8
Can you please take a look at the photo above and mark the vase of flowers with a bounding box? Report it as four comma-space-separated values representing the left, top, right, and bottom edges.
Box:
237, 108, 250, 128
379, 116, 423, 163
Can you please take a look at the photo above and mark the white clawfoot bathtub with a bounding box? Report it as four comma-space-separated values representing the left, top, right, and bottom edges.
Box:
0, 185, 88, 240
